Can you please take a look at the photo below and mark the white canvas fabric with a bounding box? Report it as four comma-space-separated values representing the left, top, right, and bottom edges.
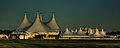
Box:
26, 11, 47, 32
16, 12, 31, 32
93, 28, 101, 36
64, 27, 72, 34
100, 28, 106, 36
46, 12, 59, 32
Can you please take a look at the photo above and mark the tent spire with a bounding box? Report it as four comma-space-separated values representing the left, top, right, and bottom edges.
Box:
40, 12, 42, 21
94, 27, 101, 36
52, 12, 55, 21
71, 29, 74, 32
77, 27, 84, 35
75, 29, 77, 32
24, 10, 27, 19
101, 26, 104, 32
101, 27, 106, 36
78, 27, 82, 32
65, 27, 70, 32
64, 27, 72, 34
36, 10, 39, 19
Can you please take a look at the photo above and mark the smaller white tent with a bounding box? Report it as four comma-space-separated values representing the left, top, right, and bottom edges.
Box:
100, 28, 106, 36
93, 28, 101, 36
77, 27, 85, 35
63, 27, 72, 35
74, 29, 77, 32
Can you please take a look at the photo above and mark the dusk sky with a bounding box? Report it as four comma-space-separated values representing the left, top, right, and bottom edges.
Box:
0, 0, 120, 32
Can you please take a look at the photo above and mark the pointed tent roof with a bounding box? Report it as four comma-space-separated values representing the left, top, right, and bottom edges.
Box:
78, 27, 82, 32
63, 27, 72, 34
93, 28, 101, 36
71, 29, 74, 32
75, 29, 77, 32
46, 12, 59, 32
16, 11, 31, 32
77, 27, 85, 35
77, 27, 82, 34
26, 11, 47, 33
73, 29, 77, 34
100, 28, 106, 36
